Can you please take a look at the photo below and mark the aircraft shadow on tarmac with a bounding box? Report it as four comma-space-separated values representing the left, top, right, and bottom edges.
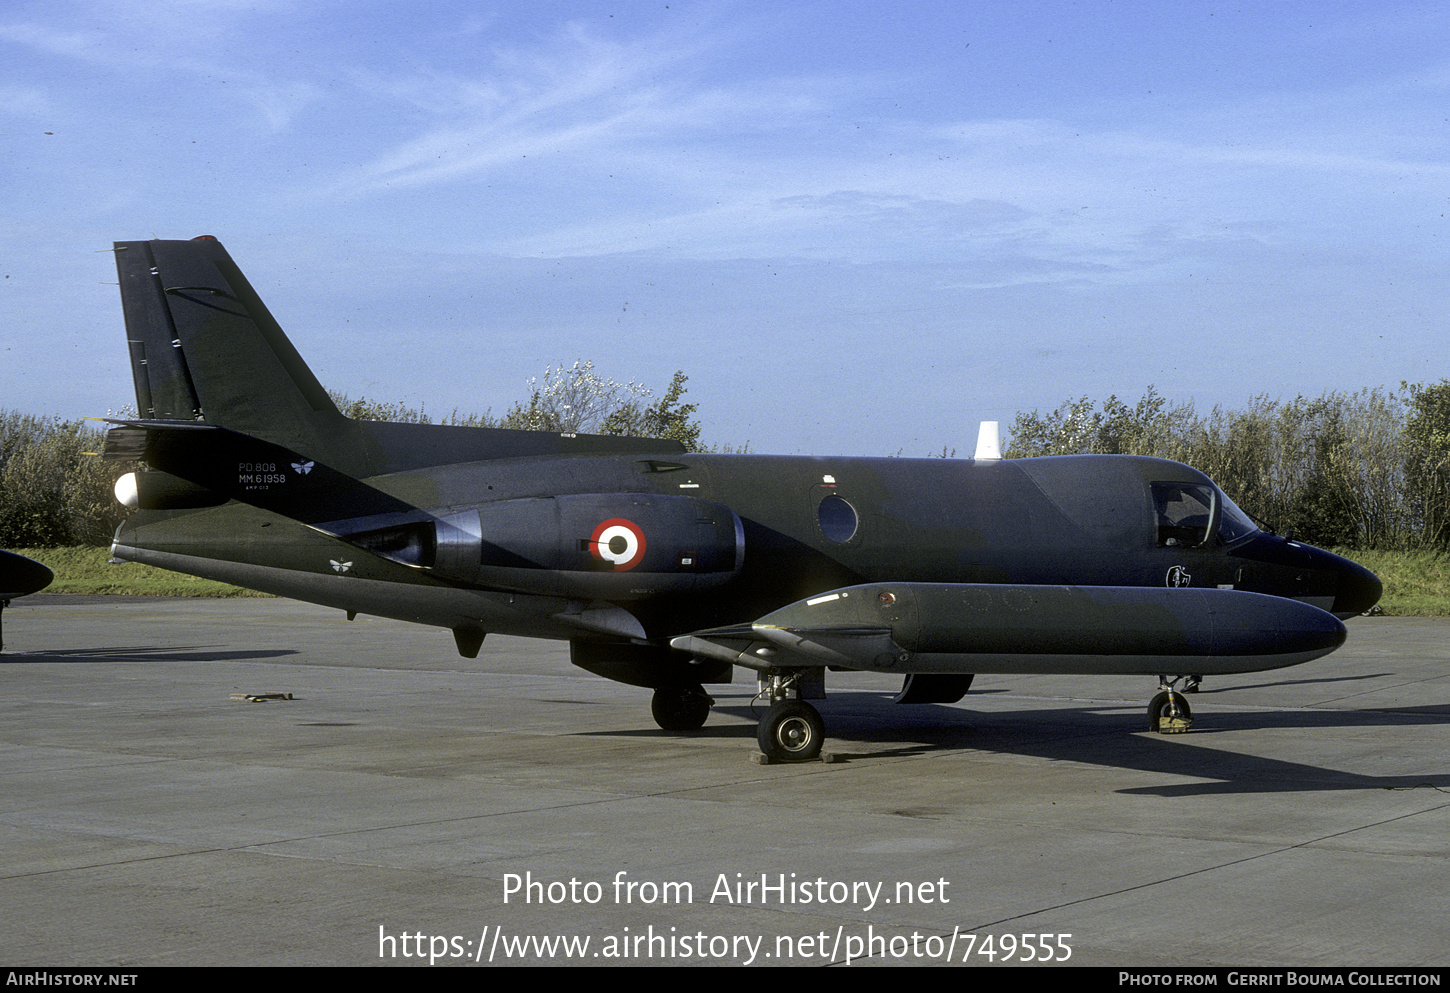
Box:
1199, 671, 1404, 693
583, 688, 1450, 797
1, 645, 299, 663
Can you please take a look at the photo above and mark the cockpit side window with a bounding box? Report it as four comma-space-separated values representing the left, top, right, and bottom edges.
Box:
1153, 483, 1214, 547
1152, 482, 1259, 547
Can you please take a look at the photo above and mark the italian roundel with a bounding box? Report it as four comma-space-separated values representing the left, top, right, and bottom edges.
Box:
590, 518, 647, 571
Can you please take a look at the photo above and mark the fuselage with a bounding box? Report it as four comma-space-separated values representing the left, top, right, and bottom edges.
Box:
113, 450, 1381, 649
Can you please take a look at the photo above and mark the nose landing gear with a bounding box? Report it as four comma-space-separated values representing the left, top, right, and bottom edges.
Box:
1147, 676, 1194, 734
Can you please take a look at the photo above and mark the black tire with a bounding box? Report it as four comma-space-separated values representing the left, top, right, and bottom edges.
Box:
1147, 690, 1192, 733
650, 685, 712, 731
757, 700, 825, 762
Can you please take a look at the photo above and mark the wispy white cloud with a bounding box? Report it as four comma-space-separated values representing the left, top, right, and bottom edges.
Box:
319, 18, 828, 198
0, 0, 297, 65
0, 0, 321, 132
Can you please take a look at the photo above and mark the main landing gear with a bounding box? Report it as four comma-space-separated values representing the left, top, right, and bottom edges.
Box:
758, 700, 826, 762
649, 670, 828, 762
754, 670, 826, 763
650, 684, 713, 731
1147, 676, 1194, 734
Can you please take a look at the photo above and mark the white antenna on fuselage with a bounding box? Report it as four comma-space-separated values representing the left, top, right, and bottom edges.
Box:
974, 421, 1002, 461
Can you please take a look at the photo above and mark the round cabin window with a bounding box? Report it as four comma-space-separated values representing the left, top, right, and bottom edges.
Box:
817, 495, 859, 543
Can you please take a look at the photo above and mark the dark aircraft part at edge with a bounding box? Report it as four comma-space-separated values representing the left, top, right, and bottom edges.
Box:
0, 549, 54, 652
102, 237, 1383, 761
1, 550, 53, 601
894, 673, 975, 705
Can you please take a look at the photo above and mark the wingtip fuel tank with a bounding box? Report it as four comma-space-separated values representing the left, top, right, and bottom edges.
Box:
732, 583, 1346, 676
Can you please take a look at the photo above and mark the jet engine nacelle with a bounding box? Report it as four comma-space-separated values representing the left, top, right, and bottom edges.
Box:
432, 492, 744, 600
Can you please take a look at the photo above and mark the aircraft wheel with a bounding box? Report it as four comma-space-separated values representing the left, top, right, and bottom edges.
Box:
650, 684, 712, 731
757, 700, 825, 762
1147, 690, 1193, 734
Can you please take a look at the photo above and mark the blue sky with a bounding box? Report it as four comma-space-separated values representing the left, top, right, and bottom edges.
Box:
3, 0, 1447, 455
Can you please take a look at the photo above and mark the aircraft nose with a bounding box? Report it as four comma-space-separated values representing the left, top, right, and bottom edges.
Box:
1230, 535, 1382, 619
1332, 556, 1382, 618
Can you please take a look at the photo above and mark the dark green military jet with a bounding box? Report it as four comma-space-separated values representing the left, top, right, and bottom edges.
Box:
103, 237, 1381, 761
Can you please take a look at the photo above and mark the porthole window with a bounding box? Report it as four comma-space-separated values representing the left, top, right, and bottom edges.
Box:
817, 495, 859, 543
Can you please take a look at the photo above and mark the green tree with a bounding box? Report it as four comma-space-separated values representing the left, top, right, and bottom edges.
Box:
329, 393, 435, 423
331, 362, 706, 448
1005, 386, 1422, 549
1005, 387, 1190, 459
1402, 380, 1450, 549
0, 412, 131, 547
497, 360, 652, 434
601, 371, 702, 450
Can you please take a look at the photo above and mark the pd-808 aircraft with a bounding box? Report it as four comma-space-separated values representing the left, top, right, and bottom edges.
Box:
103, 237, 1381, 762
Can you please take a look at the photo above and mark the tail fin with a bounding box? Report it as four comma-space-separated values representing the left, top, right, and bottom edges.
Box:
112, 235, 688, 479
114, 236, 359, 467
